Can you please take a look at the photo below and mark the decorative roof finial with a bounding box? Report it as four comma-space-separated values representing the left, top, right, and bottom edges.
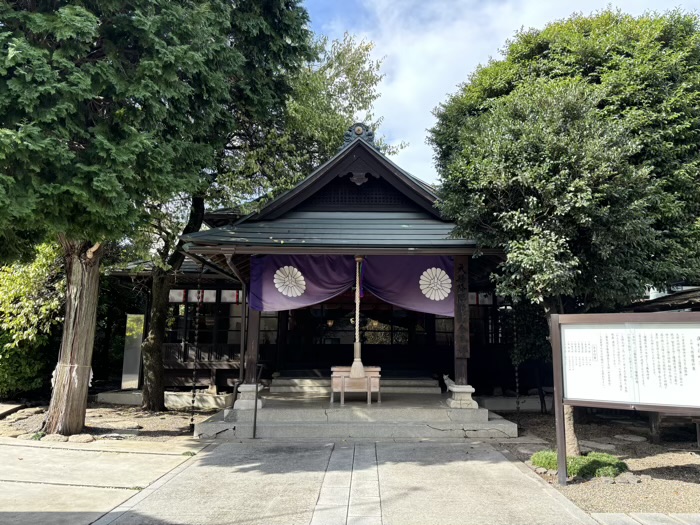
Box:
342, 122, 379, 150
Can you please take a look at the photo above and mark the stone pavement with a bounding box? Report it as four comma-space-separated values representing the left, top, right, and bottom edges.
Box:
0, 436, 206, 525
1, 436, 698, 525
592, 514, 700, 525
97, 441, 597, 525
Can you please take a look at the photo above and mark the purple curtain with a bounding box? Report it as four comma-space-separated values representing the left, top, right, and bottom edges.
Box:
249, 255, 355, 312
250, 254, 455, 316
363, 256, 454, 317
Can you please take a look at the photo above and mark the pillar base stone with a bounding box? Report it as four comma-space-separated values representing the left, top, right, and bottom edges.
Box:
446, 384, 479, 409
233, 384, 265, 410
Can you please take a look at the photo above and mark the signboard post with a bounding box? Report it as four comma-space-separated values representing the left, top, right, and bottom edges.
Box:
550, 312, 700, 486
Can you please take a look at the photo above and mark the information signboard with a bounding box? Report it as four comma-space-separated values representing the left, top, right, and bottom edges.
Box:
550, 312, 700, 486
561, 322, 700, 409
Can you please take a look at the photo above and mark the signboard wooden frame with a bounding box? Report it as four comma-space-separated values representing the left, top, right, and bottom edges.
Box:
550, 312, 700, 486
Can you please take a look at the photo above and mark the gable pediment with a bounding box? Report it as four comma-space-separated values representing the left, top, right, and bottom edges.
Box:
251, 138, 440, 221
295, 173, 416, 212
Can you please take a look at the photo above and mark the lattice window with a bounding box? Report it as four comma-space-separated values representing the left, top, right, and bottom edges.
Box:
297, 175, 414, 211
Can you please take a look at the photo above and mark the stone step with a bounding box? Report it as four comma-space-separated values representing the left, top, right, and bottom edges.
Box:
223, 406, 489, 424
195, 417, 517, 440
270, 380, 442, 394
270, 378, 439, 386
269, 377, 442, 395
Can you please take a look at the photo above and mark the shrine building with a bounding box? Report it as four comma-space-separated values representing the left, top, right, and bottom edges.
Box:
133, 123, 532, 438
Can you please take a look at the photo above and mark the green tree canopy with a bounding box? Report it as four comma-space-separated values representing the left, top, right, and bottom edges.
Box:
0, 0, 311, 433
430, 9, 700, 311
131, 31, 391, 410
0, 2, 241, 246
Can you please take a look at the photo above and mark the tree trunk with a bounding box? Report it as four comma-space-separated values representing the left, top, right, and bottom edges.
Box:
140, 195, 205, 411
563, 404, 580, 456
44, 237, 103, 435
141, 267, 169, 411
545, 296, 581, 456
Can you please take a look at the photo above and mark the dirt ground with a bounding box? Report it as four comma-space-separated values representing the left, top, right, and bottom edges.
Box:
501, 411, 700, 513
0, 403, 213, 441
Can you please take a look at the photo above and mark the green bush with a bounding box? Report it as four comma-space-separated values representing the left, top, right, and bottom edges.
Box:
0, 244, 64, 399
0, 333, 45, 398
531, 450, 628, 478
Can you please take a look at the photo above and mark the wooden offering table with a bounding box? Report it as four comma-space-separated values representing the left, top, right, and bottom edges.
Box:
330, 366, 381, 405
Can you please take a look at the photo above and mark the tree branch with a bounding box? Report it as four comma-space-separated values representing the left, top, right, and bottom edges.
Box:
166, 195, 205, 271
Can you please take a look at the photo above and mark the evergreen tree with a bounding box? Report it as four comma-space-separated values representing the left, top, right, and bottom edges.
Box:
430, 10, 700, 454
0, 0, 309, 433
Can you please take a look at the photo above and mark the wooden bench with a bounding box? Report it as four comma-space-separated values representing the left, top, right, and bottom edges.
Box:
330, 366, 381, 406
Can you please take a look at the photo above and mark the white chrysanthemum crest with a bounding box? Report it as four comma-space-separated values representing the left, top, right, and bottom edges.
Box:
273, 265, 306, 297
419, 267, 452, 301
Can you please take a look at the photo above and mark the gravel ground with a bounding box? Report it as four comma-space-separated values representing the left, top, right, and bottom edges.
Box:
500, 411, 700, 513
0, 403, 213, 442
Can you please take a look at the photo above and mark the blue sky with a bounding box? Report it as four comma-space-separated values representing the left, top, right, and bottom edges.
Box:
303, 0, 700, 184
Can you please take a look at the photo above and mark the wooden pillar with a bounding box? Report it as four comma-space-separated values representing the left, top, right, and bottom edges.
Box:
649, 412, 662, 444
244, 308, 261, 384
453, 255, 470, 385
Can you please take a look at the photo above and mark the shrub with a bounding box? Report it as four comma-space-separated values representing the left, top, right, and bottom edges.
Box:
0, 244, 64, 399
531, 450, 628, 478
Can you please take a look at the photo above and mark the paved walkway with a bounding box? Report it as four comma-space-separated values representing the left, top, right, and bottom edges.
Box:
592, 514, 700, 525
1, 437, 698, 525
98, 441, 596, 525
0, 436, 205, 525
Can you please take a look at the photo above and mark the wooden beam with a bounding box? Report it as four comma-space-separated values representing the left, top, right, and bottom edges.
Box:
454, 255, 470, 384
244, 309, 261, 384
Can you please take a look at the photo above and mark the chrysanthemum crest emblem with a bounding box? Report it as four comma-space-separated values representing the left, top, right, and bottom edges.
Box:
419, 267, 451, 301
273, 266, 306, 297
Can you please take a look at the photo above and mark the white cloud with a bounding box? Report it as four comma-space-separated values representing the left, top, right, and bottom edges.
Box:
313, 0, 700, 183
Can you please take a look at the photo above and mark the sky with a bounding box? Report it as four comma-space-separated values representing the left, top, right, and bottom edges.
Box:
304, 0, 700, 184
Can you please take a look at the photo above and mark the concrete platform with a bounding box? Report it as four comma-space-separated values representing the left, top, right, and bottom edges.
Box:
195, 393, 517, 440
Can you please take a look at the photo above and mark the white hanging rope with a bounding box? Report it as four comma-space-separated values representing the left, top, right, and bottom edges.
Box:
355, 258, 361, 344
350, 256, 365, 378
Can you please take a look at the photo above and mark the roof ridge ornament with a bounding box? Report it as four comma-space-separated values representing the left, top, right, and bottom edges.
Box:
342, 122, 380, 151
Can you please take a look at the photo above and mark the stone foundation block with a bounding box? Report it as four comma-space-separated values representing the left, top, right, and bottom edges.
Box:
446, 384, 479, 409
233, 384, 265, 410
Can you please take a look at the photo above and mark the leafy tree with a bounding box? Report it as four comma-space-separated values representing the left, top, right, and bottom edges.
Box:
0, 1, 248, 434
219, 33, 402, 203
137, 32, 394, 410
134, 3, 314, 411
431, 10, 700, 454
0, 244, 64, 399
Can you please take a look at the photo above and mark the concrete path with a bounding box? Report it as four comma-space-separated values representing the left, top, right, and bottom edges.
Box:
2, 437, 698, 525
593, 514, 700, 525
97, 441, 597, 525
0, 436, 205, 525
